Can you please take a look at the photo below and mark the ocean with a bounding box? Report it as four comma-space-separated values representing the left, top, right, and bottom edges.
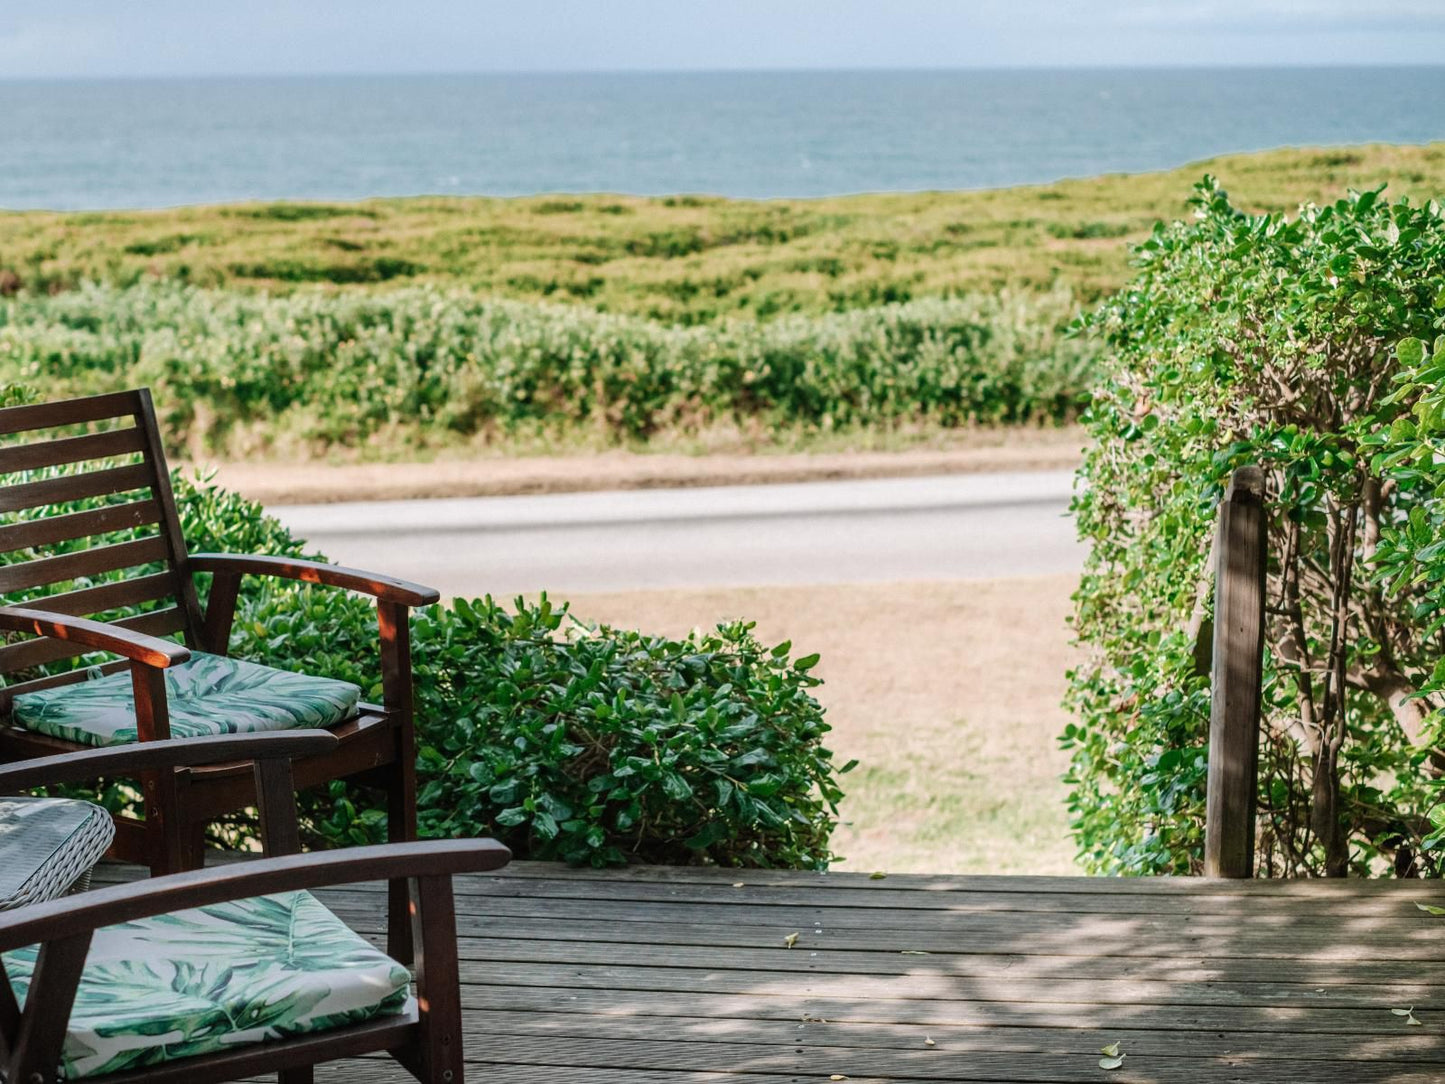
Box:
3, 67, 1444, 210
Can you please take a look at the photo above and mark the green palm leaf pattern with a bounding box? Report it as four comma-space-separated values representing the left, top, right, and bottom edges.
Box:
12, 652, 360, 747
3, 890, 410, 1079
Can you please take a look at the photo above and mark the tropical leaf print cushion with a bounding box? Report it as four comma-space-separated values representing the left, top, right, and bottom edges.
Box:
11, 652, 361, 747
3, 890, 411, 1079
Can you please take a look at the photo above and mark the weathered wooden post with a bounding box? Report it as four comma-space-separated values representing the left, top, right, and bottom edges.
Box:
1203, 465, 1267, 878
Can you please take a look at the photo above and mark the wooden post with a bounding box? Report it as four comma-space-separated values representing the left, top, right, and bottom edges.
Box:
1204, 466, 1267, 878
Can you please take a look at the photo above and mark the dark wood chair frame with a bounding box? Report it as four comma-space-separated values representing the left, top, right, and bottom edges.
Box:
0, 730, 510, 1084
0, 388, 440, 958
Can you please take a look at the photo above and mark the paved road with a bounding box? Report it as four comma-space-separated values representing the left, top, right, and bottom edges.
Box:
272, 470, 1084, 598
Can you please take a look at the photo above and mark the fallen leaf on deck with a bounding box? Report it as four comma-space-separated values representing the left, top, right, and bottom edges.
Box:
1417, 902, 1445, 915
1099, 1054, 1126, 1070
900, 949, 929, 955
924, 1036, 936, 1047
869, 871, 887, 880
1392, 1007, 1423, 1026
784, 932, 799, 948
732, 882, 745, 888
1100, 1042, 1120, 1057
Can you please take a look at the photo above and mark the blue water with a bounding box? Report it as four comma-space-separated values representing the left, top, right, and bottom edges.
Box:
3, 68, 1444, 210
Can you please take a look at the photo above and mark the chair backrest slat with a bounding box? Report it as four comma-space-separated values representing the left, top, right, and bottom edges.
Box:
0, 426, 148, 474
0, 499, 162, 555
0, 606, 188, 674
0, 391, 148, 437
0, 389, 204, 689
0, 463, 153, 516
0, 536, 170, 595
31, 572, 177, 619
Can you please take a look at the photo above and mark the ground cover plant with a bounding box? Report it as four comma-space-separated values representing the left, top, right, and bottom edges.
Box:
1066, 177, 1445, 877
0, 283, 1090, 458
0, 434, 849, 868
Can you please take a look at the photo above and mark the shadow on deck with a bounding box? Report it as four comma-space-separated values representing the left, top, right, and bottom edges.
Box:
98, 860, 1445, 1083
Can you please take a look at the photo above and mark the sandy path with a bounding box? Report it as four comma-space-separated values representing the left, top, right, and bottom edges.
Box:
193, 429, 1085, 505
558, 573, 1082, 877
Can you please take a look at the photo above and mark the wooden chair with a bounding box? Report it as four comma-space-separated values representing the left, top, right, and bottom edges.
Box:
0, 729, 510, 1084
0, 388, 439, 957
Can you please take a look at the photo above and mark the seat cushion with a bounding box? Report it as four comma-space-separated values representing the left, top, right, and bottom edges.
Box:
4, 889, 411, 1080
11, 652, 361, 747
0, 796, 115, 910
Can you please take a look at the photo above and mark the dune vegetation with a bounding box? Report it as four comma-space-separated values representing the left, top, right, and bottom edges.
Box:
6, 143, 1445, 322
4, 143, 1445, 458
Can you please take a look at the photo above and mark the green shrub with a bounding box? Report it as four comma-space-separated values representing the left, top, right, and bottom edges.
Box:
1066, 177, 1445, 877
0, 282, 1091, 456
1, 441, 850, 867
406, 598, 848, 868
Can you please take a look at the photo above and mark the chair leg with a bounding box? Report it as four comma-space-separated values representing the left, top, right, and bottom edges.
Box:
144, 795, 190, 877
386, 758, 418, 966
185, 820, 207, 869
413, 874, 464, 1084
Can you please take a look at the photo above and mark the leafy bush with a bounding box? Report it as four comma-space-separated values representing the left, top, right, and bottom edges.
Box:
2, 441, 850, 867
0, 282, 1091, 456
406, 598, 847, 868
1066, 177, 1445, 877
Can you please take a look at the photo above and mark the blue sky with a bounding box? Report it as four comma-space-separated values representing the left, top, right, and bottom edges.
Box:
3, 2, 1444, 78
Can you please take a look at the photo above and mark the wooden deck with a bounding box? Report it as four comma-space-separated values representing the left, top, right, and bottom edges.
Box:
102, 861, 1445, 1083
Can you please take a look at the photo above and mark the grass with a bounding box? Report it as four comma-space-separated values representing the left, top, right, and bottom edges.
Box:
559, 574, 1082, 875
6, 143, 1445, 326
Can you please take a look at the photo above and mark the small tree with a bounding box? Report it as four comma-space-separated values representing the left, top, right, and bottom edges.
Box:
1066, 178, 1445, 877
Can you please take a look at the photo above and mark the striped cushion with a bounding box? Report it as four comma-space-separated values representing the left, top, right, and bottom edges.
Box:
12, 652, 361, 747
0, 797, 114, 909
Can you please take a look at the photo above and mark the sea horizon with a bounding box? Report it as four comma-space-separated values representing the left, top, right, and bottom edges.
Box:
5, 61, 1443, 81
5, 66, 1444, 211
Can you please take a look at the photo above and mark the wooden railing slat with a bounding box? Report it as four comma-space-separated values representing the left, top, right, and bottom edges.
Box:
1204, 465, 1268, 879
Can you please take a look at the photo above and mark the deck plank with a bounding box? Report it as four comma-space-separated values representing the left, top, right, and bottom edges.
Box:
97, 860, 1445, 1082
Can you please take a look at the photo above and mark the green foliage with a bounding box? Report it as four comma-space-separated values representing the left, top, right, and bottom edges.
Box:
0, 283, 1090, 457
1067, 176, 1445, 876
406, 597, 849, 868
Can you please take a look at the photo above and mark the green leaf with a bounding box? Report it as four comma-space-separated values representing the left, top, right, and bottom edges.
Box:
1398, 337, 1427, 367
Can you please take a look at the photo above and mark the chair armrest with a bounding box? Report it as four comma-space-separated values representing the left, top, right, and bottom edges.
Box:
0, 606, 190, 669
189, 553, 439, 607
0, 838, 511, 951
0, 730, 339, 792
